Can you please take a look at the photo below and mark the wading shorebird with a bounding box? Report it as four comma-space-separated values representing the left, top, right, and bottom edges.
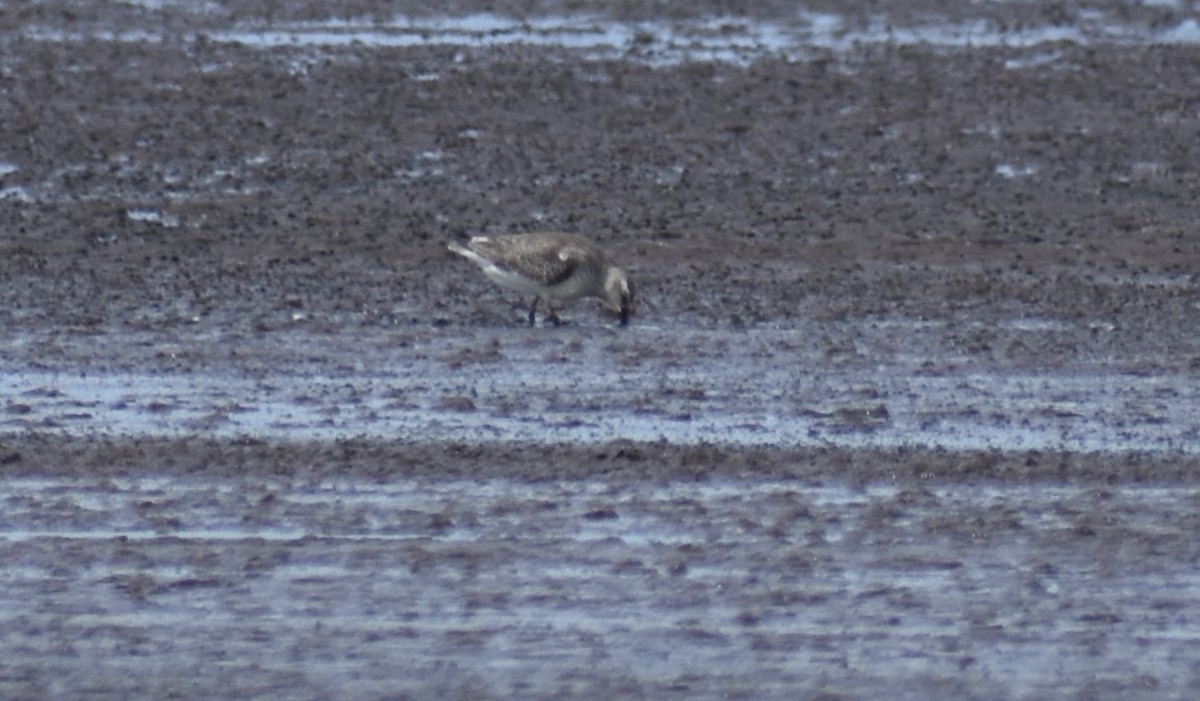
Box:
447, 232, 634, 326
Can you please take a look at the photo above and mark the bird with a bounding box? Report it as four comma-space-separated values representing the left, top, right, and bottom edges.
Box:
447, 232, 634, 326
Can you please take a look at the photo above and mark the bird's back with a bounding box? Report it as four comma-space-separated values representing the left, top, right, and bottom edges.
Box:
467, 233, 604, 290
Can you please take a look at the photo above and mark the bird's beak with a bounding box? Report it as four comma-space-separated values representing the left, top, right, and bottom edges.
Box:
617, 289, 633, 326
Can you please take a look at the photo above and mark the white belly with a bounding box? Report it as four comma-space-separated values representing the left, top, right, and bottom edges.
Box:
482, 265, 557, 296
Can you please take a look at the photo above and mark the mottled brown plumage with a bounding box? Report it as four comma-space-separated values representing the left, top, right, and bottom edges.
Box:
448, 233, 634, 326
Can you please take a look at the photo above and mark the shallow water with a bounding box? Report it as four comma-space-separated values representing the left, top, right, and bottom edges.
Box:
3, 323, 1197, 453
25, 11, 1200, 65
2, 472, 1198, 699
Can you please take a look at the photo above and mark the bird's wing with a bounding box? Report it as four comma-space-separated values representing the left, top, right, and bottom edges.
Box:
470, 235, 581, 286
543, 244, 589, 286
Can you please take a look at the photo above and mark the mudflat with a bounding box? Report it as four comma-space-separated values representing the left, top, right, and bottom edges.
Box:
2, 1, 1199, 698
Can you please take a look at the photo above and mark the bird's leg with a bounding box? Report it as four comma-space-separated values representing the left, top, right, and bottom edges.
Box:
546, 304, 562, 326
527, 298, 539, 326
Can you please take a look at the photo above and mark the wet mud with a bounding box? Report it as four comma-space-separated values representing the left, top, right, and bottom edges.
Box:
2, 1, 1200, 698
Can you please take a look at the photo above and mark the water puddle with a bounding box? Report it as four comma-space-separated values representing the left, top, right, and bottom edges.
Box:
21, 11, 1200, 67
2, 353, 1197, 452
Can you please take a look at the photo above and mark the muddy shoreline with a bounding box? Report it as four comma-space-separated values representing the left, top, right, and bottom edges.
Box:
3, 433, 1199, 485
3, 1, 1200, 698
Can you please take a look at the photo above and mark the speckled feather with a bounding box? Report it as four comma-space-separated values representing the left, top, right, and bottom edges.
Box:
464, 233, 600, 288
